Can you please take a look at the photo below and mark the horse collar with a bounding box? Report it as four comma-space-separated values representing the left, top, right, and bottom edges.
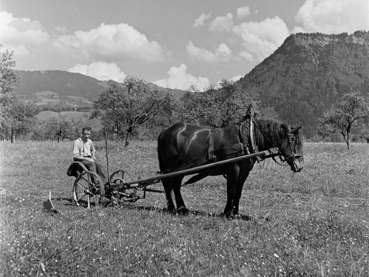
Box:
239, 117, 258, 156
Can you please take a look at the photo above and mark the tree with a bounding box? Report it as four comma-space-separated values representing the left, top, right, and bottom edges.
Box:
0, 46, 38, 142
182, 80, 255, 127
93, 78, 169, 146
319, 92, 369, 149
0, 47, 18, 142
0, 47, 17, 95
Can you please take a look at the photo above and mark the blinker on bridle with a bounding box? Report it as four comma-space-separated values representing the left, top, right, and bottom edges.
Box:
272, 131, 302, 166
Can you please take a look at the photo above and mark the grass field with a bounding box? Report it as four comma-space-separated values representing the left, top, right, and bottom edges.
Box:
0, 141, 368, 276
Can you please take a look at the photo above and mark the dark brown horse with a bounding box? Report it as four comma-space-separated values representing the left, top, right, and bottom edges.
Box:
157, 112, 304, 218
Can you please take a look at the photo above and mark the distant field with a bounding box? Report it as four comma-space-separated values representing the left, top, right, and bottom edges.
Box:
0, 141, 368, 276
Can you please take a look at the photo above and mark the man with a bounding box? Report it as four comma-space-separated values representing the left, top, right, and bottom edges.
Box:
73, 127, 106, 198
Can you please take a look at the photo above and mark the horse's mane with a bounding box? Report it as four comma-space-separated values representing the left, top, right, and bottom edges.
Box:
253, 119, 288, 149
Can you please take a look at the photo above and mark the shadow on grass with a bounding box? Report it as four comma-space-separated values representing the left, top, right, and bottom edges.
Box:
111, 203, 254, 221
51, 197, 255, 221
51, 197, 96, 208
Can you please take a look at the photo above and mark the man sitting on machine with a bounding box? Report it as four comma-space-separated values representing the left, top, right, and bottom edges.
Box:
72, 126, 106, 198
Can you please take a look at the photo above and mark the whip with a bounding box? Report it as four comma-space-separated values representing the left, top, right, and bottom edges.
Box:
104, 128, 110, 183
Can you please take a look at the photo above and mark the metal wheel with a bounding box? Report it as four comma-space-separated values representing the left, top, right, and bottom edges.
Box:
73, 170, 102, 208
109, 169, 125, 183
108, 169, 139, 203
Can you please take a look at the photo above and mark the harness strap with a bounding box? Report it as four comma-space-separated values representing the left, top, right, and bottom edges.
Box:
239, 105, 262, 162
208, 130, 215, 161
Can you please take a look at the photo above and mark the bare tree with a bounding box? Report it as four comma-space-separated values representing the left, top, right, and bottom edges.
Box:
319, 92, 369, 149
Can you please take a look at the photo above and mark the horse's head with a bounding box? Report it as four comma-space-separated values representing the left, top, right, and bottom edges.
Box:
279, 125, 304, 172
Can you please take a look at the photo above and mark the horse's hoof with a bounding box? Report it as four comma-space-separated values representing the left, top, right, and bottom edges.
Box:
222, 209, 236, 219
164, 207, 176, 214
177, 206, 189, 216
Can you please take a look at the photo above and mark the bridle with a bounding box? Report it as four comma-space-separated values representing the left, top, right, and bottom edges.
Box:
275, 131, 303, 167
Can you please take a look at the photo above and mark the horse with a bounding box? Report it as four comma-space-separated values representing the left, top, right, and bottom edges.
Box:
157, 109, 304, 218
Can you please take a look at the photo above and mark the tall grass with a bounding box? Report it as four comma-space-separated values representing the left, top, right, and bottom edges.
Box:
0, 141, 368, 276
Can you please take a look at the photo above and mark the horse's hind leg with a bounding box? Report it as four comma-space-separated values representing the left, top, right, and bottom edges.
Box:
162, 179, 175, 213
172, 176, 187, 215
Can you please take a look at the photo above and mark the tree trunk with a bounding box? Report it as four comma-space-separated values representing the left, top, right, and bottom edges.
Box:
124, 132, 130, 147
345, 131, 350, 149
10, 125, 14, 143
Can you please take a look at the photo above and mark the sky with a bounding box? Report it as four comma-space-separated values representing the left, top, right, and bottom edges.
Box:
0, 0, 368, 91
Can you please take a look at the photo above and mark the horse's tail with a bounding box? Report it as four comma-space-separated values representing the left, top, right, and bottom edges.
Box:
157, 122, 184, 173
157, 131, 166, 173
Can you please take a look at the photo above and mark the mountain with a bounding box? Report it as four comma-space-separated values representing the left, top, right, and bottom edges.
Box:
14, 31, 369, 137
237, 31, 369, 137
14, 70, 186, 111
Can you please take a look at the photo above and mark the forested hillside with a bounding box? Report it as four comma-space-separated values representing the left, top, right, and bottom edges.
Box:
237, 31, 369, 137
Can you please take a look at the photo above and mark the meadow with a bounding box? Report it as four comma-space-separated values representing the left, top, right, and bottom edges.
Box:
0, 140, 368, 276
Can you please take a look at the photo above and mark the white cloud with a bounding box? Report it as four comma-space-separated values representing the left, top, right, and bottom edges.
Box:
68, 62, 127, 82
215, 75, 243, 89
154, 64, 210, 91
193, 13, 212, 27
56, 23, 165, 62
239, 51, 254, 62
229, 74, 243, 82
233, 16, 290, 61
294, 0, 369, 33
209, 13, 234, 32
237, 6, 251, 19
186, 41, 232, 63
54, 26, 68, 34
0, 11, 50, 54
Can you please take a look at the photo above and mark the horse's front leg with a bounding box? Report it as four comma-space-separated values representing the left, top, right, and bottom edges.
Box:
232, 161, 254, 216
232, 169, 251, 216
223, 164, 240, 218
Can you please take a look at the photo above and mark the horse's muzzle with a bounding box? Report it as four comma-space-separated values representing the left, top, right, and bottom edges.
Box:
291, 156, 303, 172
286, 154, 303, 172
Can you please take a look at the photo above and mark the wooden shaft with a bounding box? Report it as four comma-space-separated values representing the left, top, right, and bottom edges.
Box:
104, 129, 110, 183
124, 150, 277, 186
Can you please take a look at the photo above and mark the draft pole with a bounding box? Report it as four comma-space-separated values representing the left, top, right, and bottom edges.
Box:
104, 128, 110, 183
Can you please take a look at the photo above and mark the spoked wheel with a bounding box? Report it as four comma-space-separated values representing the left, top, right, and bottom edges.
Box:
108, 169, 139, 203
73, 170, 103, 208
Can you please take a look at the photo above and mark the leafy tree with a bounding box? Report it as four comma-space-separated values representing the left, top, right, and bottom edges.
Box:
319, 92, 369, 149
0, 46, 38, 142
182, 80, 254, 127
93, 78, 169, 146
0, 47, 17, 95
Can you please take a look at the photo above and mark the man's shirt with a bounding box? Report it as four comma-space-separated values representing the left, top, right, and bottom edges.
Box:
73, 138, 95, 161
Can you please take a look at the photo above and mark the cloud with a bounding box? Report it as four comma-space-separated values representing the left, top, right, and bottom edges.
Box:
193, 13, 212, 27
186, 41, 232, 63
214, 74, 243, 89
209, 13, 234, 32
0, 11, 50, 53
236, 6, 251, 19
294, 0, 369, 33
229, 74, 243, 82
154, 64, 210, 91
54, 26, 68, 34
233, 16, 290, 61
68, 62, 127, 82
56, 23, 165, 62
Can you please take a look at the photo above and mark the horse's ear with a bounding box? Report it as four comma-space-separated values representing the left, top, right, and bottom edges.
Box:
281, 124, 290, 134
246, 104, 255, 118
292, 126, 302, 133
